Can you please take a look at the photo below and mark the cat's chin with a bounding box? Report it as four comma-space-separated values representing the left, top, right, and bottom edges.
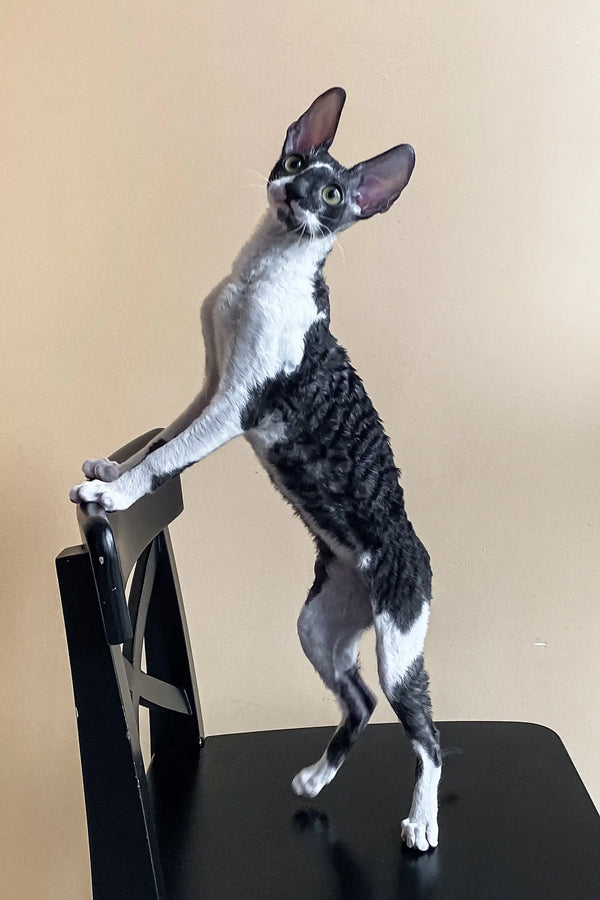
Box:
270, 203, 292, 228
267, 203, 302, 237
266, 202, 332, 245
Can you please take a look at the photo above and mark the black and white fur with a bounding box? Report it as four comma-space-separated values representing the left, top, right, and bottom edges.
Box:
71, 88, 442, 851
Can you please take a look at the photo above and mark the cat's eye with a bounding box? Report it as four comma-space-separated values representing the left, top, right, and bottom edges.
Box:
283, 154, 304, 173
322, 184, 343, 206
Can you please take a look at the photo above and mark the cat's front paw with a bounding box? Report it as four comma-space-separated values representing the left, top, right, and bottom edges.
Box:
82, 457, 120, 482
69, 478, 134, 511
400, 816, 438, 851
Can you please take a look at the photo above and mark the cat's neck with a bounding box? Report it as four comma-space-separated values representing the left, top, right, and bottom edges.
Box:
231, 211, 335, 283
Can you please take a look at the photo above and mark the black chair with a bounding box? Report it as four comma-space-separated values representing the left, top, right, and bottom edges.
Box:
57, 430, 600, 900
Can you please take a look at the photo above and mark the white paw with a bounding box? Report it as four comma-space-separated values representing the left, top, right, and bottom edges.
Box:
82, 457, 121, 482
292, 757, 336, 799
401, 816, 438, 851
69, 478, 132, 511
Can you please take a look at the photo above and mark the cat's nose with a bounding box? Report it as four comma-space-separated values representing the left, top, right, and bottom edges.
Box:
286, 179, 310, 206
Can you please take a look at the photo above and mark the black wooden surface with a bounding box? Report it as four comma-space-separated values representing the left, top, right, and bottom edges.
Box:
148, 721, 600, 900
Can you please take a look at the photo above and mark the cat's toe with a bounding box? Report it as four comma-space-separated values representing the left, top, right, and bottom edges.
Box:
82, 458, 120, 482
70, 479, 117, 510
69, 483, 85, 503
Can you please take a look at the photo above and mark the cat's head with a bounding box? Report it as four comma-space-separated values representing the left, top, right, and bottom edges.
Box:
267, 87, 415, 239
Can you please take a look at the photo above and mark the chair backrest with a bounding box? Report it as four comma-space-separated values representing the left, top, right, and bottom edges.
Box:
56, 429, 203, 900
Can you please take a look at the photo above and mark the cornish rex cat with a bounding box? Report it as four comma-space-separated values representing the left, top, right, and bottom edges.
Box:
71, 87, 441, 851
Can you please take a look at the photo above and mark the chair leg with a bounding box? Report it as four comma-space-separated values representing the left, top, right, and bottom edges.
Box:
143, 529, 204, 756
57, 546, 166, 900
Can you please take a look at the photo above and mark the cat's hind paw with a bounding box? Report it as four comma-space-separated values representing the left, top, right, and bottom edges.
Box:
401, 817, 438, 851
82, 457, 120, 482
291, 757, 337, 799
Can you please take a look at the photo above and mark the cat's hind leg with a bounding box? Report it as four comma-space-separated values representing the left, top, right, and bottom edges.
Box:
374, 599, 441, 851
292, 552, 376, 798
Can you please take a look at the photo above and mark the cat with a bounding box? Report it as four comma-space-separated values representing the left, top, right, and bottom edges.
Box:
70, 87, 442, 852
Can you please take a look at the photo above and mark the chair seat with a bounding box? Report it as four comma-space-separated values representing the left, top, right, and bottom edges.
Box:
148, 721, 600, 900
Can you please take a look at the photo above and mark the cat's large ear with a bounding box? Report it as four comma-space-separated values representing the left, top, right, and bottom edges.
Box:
283, 87, 346, 155
350, 144, 416, 218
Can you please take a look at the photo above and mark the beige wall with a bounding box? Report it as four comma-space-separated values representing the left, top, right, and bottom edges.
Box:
2, 2, 599, 896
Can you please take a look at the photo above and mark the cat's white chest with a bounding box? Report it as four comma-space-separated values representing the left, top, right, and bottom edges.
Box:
211, 231, 328, 394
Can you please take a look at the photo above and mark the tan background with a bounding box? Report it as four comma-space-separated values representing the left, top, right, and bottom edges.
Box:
2, 2, 599, 897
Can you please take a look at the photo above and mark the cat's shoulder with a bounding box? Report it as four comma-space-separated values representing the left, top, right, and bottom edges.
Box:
200, 277, 240, 326
200, 277, 230, 311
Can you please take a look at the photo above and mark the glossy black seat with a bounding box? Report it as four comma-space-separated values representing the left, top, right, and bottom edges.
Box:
57, 430, 600, 899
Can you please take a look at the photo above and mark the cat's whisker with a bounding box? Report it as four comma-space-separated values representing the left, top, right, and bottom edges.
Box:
317, 221, 346, 266
317, 222, 330, 242
314, 221, 342, 263
333, 235, 346, 266
292, 220, 307, 246
245, 167, 269, 184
